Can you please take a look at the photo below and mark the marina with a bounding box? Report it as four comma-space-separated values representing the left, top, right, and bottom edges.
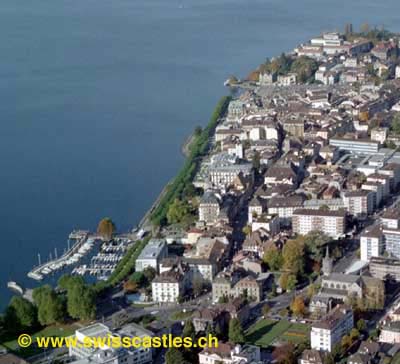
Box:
27, 230, 99, 281
72, 237, 132, 280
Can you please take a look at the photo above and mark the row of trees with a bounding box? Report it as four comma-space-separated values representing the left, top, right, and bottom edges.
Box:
150, 96, 231, 226
1, 275, 96, 338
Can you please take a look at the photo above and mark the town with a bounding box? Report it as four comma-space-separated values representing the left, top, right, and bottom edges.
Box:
4, 24, 400, 364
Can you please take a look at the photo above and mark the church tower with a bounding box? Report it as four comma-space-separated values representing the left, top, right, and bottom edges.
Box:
322, 246, 333, 276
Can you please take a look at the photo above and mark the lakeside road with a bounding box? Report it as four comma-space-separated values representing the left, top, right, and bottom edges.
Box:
137, 180, 172, 232
181, 130, 196, 157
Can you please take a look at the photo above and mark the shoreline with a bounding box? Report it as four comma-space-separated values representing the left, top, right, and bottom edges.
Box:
181, 130, 195, 157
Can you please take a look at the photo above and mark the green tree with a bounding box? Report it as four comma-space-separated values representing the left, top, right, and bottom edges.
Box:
287, 275, 298, 291
3, 305, 20, 334
129, 271, 146, 287
252, 151, 261, 171
165, 347, 187, 364
8, 296, 37, 330
33, 285, 64, 325
356, 319, 366, 332
350, 328, 360, 341
242, 225, 251, 236
192, 277, 204, 297
182, 320, 196, 342
263, 245, 283, 271
58, 274, 84, 291
341, 335, 352, 352
262, 303, 271, 317
282, 239, 305, 276
324, 353, 335, 364
142, 266, 156, 284
205, 322, 215, 337
279, 273, 289, 291
290, 296, 306, 317
167, 199, 190, 224
304, 231, 331, 264
391, 113, 400, 135
97, 217, 116, 240
61, 277, 96, 320
228, 318, 245, 344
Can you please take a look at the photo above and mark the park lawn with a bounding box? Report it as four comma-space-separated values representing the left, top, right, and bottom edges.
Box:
245, 319, 309, 348
280, 323, 310, 344
392, 352, 400, 364
170, 310, 193, 321
1, 323, 78, 358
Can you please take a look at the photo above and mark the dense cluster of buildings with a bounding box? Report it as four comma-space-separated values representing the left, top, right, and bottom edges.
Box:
55, 29, 400, 364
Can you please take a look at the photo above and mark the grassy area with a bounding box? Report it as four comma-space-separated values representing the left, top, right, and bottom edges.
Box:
393, 352, 400, 364
170, 310, 193, 321
245, 319, 310, 348
1, 323, 78, 358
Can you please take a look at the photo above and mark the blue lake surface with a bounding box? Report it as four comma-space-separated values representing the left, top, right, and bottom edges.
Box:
1, 0, 400, 308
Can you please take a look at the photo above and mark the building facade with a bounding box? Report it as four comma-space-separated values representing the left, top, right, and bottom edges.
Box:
292, 209, 346, 239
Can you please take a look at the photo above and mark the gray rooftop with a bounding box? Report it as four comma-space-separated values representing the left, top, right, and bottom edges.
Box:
137, 239, 166, 260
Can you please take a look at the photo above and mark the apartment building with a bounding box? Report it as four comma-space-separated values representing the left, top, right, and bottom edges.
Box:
360, 225, 384, 261
292, 209, 346, 239
310, 305, 353, 352
329, 138, 379, 155
343, 190, 375, 216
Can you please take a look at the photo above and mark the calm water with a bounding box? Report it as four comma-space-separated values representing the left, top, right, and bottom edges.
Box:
1, 0, 399, 308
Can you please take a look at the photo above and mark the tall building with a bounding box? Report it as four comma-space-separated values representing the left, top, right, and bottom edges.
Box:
199, 191, 220, 225
310, 305, 353, 352
343, 190, 375, 216
292, 209, 347, 239
360, 225, 384, 261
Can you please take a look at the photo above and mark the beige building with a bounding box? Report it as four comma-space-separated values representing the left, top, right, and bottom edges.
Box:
199, 191, 220, 225
310, 305, 353, 352
292, 209, 346, 239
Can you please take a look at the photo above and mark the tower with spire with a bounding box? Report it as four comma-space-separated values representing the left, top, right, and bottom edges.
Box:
322, 246, 333, 276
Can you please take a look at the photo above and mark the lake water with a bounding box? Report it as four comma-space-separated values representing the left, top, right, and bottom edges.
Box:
1, 0, 399, 308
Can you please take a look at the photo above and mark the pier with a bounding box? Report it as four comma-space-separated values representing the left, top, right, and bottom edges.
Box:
27, 230, 97, 281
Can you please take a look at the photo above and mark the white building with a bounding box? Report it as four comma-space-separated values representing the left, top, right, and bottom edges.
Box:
396, 65, 400, 79
251, 214, 280, 236
343, 190, 375, 216
292, 209, 347, 239
68, 323, 153, 364
199, 343, 260, 364
310, 305, 353, 352
151, 264, 189, 303
371, 127, 388, 144
381, 208, 400, 229
135, 239, 168, 273
360, 225, 384, 261
277, 73, 297, 86
380, 322, 400, 344
209, 163, 253, 188
199, 191, 220, 225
